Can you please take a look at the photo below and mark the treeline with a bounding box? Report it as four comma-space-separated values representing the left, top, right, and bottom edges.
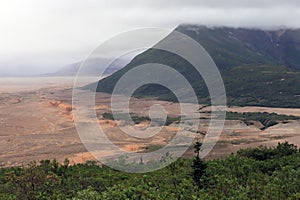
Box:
1, 142, 300, 199
102, 112, 181, 126
226, 111, 300, 130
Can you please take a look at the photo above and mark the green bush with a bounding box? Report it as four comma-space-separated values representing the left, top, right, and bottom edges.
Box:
0, 142, 299, 199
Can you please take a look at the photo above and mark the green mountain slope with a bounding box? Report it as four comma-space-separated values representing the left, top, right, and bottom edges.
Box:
176, 25, 300, 70
95, 25, 300, 108
223, 65, 300, 107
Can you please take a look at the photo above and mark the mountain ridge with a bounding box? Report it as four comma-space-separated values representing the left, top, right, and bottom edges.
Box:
44, 58, 130, 77
175, 25, 300, 69
94, 25, 300, 107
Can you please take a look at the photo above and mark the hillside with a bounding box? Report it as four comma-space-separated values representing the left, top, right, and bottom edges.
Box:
46, 58, 130, 77
95, 25, 300, 107
176, 25, 300, 70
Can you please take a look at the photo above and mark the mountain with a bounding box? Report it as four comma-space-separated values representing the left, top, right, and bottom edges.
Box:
46, 58, 130, 77
94, 25, 300, 108
48, 62, 81, 76
176, 25, 300, 70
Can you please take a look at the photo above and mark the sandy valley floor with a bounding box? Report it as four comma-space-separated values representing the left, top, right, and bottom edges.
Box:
1, 77, 300, 167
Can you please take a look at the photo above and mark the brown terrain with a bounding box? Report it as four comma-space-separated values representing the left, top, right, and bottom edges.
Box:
1, 77, 300, 167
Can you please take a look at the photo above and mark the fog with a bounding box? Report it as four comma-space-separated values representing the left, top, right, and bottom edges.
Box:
0, 0, 299, 75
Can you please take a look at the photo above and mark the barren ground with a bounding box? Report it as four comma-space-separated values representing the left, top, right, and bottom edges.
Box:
1, 77, 300, 167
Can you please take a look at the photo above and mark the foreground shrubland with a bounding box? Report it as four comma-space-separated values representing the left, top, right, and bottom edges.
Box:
0, 142, 300, 200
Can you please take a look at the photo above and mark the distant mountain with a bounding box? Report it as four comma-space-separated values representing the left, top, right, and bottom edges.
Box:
94, 25, 300, 108
47, 62, 81, 76
46, 58, 130, 77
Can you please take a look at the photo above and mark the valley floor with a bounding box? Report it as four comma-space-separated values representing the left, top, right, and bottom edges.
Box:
0, 77, 300, 167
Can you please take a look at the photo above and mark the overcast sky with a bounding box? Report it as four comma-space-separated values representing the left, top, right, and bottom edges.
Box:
1, 0, 300, 75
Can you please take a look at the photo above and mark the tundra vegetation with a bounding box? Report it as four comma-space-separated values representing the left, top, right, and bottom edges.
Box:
1, 142, 300, 199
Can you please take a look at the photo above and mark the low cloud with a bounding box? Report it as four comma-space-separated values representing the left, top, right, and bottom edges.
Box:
0, 0, 299, 75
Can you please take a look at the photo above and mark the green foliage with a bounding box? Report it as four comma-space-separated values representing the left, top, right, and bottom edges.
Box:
72, 186, 102, 200
102, 112, 180, 126
238, 141, 299, 161
102, 112, 150, 124
226, 111, 300, 129
0, 142, 300, 199
191, 142, 207, 188
4, 161, 61, 200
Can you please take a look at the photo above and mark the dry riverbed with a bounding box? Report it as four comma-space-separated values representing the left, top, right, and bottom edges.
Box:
1, 78, 300, 167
